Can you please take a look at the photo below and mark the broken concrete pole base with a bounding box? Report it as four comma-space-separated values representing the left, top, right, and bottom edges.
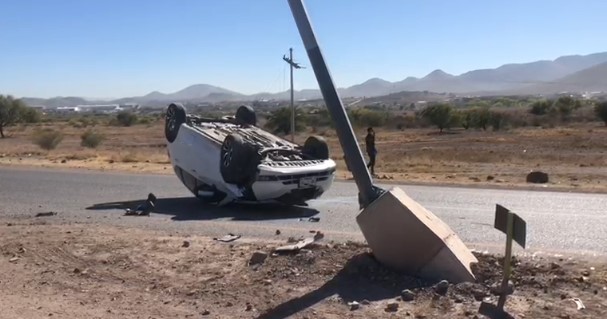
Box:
356, 187, 478, 283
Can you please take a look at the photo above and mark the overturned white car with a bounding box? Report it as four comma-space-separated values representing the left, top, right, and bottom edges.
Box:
164, 103, 336, 206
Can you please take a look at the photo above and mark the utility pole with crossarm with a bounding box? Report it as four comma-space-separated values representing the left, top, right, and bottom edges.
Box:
282, 48, 303, 142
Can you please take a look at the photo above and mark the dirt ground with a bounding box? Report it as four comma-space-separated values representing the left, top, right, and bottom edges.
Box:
1, 217, 606, 319
1, 121, 606, 193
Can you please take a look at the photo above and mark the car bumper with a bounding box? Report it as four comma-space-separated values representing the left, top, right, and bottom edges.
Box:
250, 159, 336, 202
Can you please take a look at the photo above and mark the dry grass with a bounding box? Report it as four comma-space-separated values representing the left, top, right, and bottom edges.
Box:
1, 120, 606, 191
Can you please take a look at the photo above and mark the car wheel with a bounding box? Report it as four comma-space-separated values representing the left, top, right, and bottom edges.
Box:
235, 105, 257, 126
302, 135, 329, 160
165, 103, 187, 143
220, 134, 258, 184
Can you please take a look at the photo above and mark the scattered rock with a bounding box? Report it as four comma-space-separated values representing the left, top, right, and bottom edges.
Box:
249, 251, 268, 266
182, 241, 190, 248
434, 280, 449, 295
275, 229, 281, 235
7, 223, 13, 226
61, 159, 67, 164
401, 289, 415, 301
262, 279, 272, 286
201, 310, 210, 316
348, 301, 360, 311
73, 268, 81, 274
9, 257, 20, 263
245, 303, 253, 311
526, 171, 549, 184
581, 270, 590, 276
486, 175, 495, 181
385, 302, 399, 312
469, 177, 481, 182
108, 159, 115, 164
490, 281, 515, 295
361, 299, 370, 305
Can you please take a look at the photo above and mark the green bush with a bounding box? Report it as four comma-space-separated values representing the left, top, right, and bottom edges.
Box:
80, 129, 105, 148
115, 111, 138, 127
32, 129, 63, 150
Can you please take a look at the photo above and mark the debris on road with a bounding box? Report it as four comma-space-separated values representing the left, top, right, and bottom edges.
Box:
124, 193, 157, 216
274, 232, 324, 253
35, 212, 57, 217
299, 217, 320, 222
213, 233, 241, 243
348, 301, 360, 311
571, 298, 585, 310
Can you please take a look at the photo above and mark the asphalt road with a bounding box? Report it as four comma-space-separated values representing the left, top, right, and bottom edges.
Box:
1, 167, 606, 256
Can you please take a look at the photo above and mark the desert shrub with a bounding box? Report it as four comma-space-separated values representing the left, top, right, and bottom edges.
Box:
138, 116, 153, 125
348, 108, 389, 128
529, 100, 553, 115
264, 107, 307, 135
20, 107, 42, 124
594, 101, 607, 126
121, 152, 139, 163
115, 111, 138, 127
80, 129, 105, 148
32, 129, 63, 150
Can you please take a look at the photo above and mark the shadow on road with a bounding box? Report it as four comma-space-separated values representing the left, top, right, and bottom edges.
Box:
256, 253, 428, 319
85, 197, 319, 221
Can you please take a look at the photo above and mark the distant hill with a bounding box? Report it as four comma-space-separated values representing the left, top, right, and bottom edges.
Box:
20, 51, 607, 107
521, 61, 607, 94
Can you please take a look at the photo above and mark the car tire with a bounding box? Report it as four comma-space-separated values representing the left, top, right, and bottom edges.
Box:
220, 134, 257, 184
302, 135, 329, 160
235, 105, 257, 126
165, 103, 187, 143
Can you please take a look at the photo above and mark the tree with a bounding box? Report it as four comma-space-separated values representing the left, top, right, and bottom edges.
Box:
529, 100, 553, 115
420, 104, 453, 133
595, 101, 607, 126
554, 96, 578, 119
0, 95, 26, 138
265, 107, 306, 135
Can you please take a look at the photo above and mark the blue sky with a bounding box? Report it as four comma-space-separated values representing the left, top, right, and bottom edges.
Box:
1, 0, 606, 99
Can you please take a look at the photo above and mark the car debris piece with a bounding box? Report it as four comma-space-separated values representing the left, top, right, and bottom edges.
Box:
213, 233, 241, 243
571, 298, 585, 310
124, 193, 156, 216
35, 212, 57, 217
274, 232, 324, 253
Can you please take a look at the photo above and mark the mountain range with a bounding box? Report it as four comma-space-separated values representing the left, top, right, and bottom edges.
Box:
24, 52, 607, 107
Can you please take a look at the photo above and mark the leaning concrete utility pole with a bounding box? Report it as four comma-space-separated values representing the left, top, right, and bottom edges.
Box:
287, 0, 478, 284
283, 48, 302, 142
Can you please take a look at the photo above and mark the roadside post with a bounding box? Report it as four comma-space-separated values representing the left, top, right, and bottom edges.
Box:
479, 204, 527, 319
287, 0, 478, 283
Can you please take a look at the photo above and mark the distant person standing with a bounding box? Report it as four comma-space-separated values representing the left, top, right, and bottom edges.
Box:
365, 127, 377, 175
